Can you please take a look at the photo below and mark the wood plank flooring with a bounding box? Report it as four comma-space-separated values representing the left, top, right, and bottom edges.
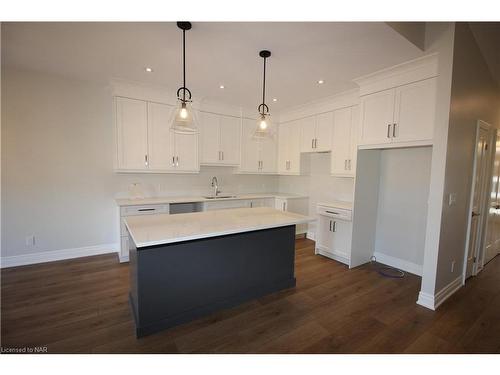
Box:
1, 238, 499, 353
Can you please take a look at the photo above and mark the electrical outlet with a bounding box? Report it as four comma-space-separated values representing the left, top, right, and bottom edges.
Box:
448, 193, 457, 206
25, 235, 36, 247
451, 260, 456, 273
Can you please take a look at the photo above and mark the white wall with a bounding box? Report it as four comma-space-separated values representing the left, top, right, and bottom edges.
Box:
434, 23, 500, 291
374, 147, 432, 273
278, 152, 354, 236
1, 68, 278, 259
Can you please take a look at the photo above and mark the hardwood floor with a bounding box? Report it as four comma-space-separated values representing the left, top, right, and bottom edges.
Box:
1, 238, 499, 353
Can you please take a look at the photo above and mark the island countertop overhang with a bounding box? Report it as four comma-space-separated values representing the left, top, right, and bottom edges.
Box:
124, 207, 315, 248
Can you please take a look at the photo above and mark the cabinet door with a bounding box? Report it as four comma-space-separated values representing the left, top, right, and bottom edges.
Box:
148, 102, 175, 171
331, 220, 352, 260
359, 89, 395, 146
317, 215, 334, 250
174, 132, 199, 172
239, 118, 260, 172
116, 97, 149, 170
315, 112, 333, 152
277, 123, 290, 174
219, 115, 241, 165
288, 120, 302, 174
199, 112, 220, 165
260, 134, 277, 173
331, 107, 352, 176
348, 106, 359, 175
300, 116, 316, 152
393, 78, 436, 143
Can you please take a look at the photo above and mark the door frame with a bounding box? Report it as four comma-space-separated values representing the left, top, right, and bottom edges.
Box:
462, 120, 494, 283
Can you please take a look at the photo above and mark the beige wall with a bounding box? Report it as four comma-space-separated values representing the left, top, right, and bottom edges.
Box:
1, 68, 279, 259
435, 23, 500, 291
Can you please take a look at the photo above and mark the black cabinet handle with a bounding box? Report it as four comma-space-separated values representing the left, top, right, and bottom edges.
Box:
138, 208, 156, 212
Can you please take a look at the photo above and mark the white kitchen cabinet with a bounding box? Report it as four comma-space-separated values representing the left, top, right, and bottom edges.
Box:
315, 204, 353, 266
300, 112, 333, 153
278, 120, 301, 175
359, 77, 437, 148
239, 118, 277, 174
115, 97, 199, 173
331, 106, 359, 177
392, 78, 437, 143
116, 97, 149, 170
275, 196, 309, 235
200, 112, 240, 166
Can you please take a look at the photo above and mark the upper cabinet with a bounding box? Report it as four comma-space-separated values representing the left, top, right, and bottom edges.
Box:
355, 54, 438, 149
358, 77, 437, 147
199, 112, 241, 166
115, 97, 199, 173
300, 112, 333, 153
278, 120, 301, 175
331, 106, 359, 177
239, 118, 277, 174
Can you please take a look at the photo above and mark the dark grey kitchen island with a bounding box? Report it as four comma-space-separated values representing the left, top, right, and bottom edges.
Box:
124, 207, 314, 337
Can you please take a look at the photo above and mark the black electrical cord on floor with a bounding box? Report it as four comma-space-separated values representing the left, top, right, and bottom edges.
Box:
370, 256, 406, 278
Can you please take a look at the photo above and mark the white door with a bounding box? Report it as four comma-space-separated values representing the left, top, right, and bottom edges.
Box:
349, 106, 359, 174
300, 116, 316, 152
288, 120, 302, 174
465, 123, 490, 278
315, 112, 333, 152
239, 118, 260, 172
147, 102, 175, 171
199, 112, 220, 165
219, 115, 241, 165
485, 133, 500, 264
393, 78, 437, 143
173, 132, 199, 172
116, 97, 149, 170
331, 220, 352, 260
331, 107, 352, 176
359, 89, 395, 146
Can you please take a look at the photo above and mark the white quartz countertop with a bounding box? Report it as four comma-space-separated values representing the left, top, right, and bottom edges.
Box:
115, 192, 307, 207
124, 207, 315, 248
317, 200, 353, 211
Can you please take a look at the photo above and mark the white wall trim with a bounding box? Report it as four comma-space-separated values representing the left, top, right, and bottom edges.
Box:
416, 275, 463, 311
373, 251, 423, 276
0, 243, 119, 269
416, 291, 435, 310
434, 275, 463, 309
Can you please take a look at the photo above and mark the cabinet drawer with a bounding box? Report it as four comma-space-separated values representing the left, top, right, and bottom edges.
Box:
204, 199, 250, 211
317, 205, 352, 221
120, 204, 169, 217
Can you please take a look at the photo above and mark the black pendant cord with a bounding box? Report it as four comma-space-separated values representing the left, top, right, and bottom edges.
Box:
182, 28, 186, 103
261, 56, 266, 114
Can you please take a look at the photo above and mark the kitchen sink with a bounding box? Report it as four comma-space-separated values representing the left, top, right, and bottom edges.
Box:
203, 195, 237, 199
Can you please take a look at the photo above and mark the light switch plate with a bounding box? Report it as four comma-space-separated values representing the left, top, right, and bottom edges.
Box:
448, 193, 457, 206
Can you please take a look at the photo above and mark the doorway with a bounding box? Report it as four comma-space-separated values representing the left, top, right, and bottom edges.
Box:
464, 120, 494, 280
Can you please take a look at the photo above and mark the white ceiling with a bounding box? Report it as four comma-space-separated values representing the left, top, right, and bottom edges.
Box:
1, 22, 424, 112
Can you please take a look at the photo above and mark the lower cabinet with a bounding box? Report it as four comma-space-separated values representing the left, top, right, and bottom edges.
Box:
275, 197, 309, 235
315, 205, 353, 265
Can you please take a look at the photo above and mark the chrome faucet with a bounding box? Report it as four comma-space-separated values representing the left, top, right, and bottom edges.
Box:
211, 176, 221, 197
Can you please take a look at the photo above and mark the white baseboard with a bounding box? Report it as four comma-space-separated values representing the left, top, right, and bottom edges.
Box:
416, 291, 436, 310
372, 251, 423, 276
1, 243, 119, 268
434, 275, 463, 309
416, 275, 463, 311
306, 231, 315, 241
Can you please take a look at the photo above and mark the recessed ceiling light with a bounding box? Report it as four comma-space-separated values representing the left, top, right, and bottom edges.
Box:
219, 85, 225, 89
318, 79, 324, 84
273, 98, 278, 102
145, 67, 153, 73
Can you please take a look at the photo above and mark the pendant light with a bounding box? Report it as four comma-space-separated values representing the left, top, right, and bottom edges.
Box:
170, 21, 198, 134
253, 50, 273, 140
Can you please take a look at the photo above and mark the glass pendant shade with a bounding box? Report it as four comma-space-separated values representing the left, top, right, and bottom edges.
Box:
253, 113, 273, 140
170, 100, 198, 134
